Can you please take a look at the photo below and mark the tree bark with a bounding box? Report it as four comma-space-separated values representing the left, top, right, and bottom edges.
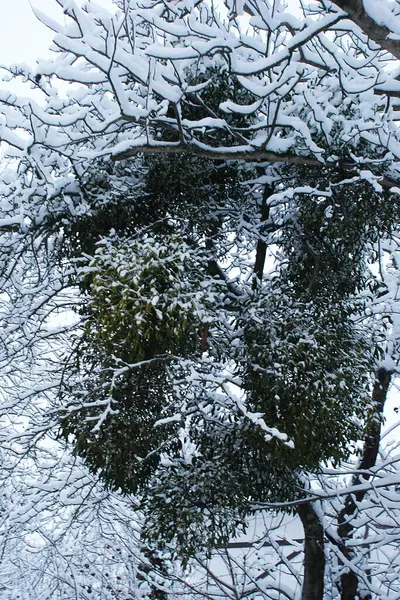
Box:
338, 367, 392, 600
333, 0, 400, 61
112, 144, 398, 190
253, 185, 272, 284
298, 503, 325, 600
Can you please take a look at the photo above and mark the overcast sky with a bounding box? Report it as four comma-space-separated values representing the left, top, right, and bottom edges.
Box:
0, 1, 62, 67
0, 0, 114, 69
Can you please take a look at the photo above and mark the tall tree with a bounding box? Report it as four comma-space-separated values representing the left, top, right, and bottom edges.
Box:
2, 1, 400, 598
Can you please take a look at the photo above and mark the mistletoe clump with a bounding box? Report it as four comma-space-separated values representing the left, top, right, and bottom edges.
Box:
81, 232, 216, 361
243, 292, 373, 470
60, 231, 219, 493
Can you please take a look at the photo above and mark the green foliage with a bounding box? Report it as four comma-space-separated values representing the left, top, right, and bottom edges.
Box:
179, 68, 258, 147
42, 162, 145, 262
81, 233, 213, 360
280, 179, 399, 301
60, 232, 218, 493
56, 71, 396, 563
142, 423, 302, 561
61, 360, 177, 493
239, 173, 388, 473
143, 154, 248, 243
142, 460, 249, 564
243, 292, 372, 469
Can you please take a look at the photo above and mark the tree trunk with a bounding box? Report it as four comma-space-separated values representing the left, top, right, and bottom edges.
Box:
253, 185, 272, 284
338, 367, 392, 600
333, 0, 400, 62
298, 503, 325, 600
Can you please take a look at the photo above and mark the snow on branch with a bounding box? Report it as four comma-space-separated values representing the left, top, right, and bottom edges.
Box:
2, 0, 400, 188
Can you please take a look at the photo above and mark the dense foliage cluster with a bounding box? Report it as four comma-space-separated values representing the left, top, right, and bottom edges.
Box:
56, 145, 390, 558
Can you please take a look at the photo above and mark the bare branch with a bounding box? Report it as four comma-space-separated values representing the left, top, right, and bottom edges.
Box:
333, 0, 400, 60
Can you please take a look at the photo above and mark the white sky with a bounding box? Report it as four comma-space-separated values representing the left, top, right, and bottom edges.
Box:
0, 0, 113, 69
0, 1, 60, 66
